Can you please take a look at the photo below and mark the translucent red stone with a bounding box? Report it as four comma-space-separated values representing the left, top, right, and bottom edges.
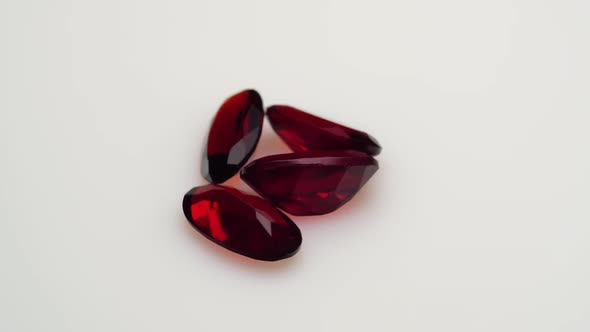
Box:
240, 150, 379, 216
201, 90, 264, 183
267, 105, 381, 156
182, 184, 302, 261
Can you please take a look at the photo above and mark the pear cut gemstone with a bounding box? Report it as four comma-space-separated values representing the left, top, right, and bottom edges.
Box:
240, 150, 379, 216
182, 184, 302, 261
267, 105, 381, 156
202, 90, 264, 183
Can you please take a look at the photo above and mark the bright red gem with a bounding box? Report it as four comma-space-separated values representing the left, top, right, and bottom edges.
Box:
182, 184, 302, 261
202, 90, 264, 183
267, 105, 381, 156
240, 150, 379, 216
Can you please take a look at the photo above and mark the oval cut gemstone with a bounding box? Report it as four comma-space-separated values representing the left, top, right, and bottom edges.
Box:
266, 105, 381, 156
240, 150, 379, 216
182, 184, 302, 261
202, 90, 264, 183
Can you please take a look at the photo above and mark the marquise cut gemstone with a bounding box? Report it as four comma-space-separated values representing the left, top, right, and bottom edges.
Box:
267, 105, 381, 156
240, 150, 379, 216
201, 90, 264, 183
182, 184, 302, 261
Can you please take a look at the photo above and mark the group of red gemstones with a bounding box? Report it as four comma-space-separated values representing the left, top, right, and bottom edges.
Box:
183, 90, 381, 261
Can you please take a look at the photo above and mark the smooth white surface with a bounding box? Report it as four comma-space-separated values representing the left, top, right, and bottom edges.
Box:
1, 1, 589, 331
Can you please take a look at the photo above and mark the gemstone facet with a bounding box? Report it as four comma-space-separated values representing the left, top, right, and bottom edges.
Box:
182, 184, 302, 261
267, 105, 381, 156
240, 150, 379, 216
202, 90, 264, 183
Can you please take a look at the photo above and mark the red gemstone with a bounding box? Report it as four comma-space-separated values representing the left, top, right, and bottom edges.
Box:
240, 150, 379, 216
182, 184, 302, 261
267, 105, 381, 156
202, 90, 264, 183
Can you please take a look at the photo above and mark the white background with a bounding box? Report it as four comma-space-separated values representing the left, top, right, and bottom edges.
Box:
1, 1, 589, 331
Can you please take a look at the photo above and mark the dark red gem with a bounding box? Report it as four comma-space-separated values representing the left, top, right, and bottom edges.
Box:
182, 184, 302, 261
240, 150, 379, 216
267, 105, 381, 156
202, 90, 264, 183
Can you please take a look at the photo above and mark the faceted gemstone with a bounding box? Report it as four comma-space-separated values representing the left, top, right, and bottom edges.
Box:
202, 90, 264, 183
240, 150, 379, 216
182, 184, 302, 261
266, 105, 381, 156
